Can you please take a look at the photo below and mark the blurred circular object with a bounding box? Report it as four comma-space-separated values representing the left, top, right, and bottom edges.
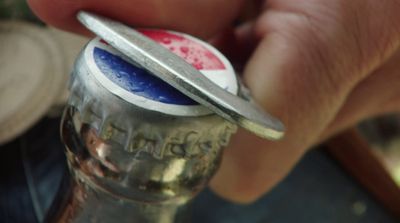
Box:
0, 21, 64, 144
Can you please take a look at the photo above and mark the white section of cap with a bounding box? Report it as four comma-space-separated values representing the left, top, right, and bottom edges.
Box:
0, 21, 65, 145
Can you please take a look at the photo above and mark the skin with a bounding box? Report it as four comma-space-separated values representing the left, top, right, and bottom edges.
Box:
28, 0, 400, 203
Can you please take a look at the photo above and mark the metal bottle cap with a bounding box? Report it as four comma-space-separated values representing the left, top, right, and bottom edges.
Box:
77, 11, 285, 140
84, 30, 238, 117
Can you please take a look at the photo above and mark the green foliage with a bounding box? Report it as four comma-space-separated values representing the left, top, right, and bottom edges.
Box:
0, 0, 43, 24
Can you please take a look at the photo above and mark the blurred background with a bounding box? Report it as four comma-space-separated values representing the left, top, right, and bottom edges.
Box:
1, 1, 400, 222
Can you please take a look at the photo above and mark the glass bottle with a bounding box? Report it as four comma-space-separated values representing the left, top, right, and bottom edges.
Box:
47, 30, 238, 223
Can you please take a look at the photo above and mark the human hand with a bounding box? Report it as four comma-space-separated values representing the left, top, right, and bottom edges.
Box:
28, 0, 400, 203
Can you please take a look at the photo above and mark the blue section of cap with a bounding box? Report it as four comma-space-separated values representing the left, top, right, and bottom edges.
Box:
93, 47, 197, 105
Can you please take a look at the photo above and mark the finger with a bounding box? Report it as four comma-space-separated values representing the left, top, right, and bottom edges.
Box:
321, 49, 400, 140
211, 22, 259, 72
210, 0, 400, 203
27, 0, 244, 38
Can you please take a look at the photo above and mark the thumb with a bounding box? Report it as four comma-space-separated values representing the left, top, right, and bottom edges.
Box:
209, 2, 396, 203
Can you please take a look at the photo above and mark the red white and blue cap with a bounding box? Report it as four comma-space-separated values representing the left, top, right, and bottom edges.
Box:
84, 29, 238, 116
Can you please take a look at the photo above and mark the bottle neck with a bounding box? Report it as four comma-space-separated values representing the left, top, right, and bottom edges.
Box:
56, 94, 235, 222
51, 178, 191, 223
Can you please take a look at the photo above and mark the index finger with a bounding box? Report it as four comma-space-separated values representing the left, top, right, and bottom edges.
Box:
27, 0, 244, 38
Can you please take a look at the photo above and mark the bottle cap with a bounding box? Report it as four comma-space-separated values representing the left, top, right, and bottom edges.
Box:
77, 11, 285, 140
82, 29, 238, 116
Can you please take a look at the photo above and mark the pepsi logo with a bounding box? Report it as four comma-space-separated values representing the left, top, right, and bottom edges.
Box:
84, 29, 237, 116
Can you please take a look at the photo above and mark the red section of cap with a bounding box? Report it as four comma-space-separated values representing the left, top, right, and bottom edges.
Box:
140, 30, 225, 70
100, 39, 109, 45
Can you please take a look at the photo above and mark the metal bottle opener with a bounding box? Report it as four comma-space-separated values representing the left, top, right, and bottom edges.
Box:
77, 11, 285, 140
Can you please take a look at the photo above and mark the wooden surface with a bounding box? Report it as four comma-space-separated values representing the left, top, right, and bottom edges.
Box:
326, 128, 400, 219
